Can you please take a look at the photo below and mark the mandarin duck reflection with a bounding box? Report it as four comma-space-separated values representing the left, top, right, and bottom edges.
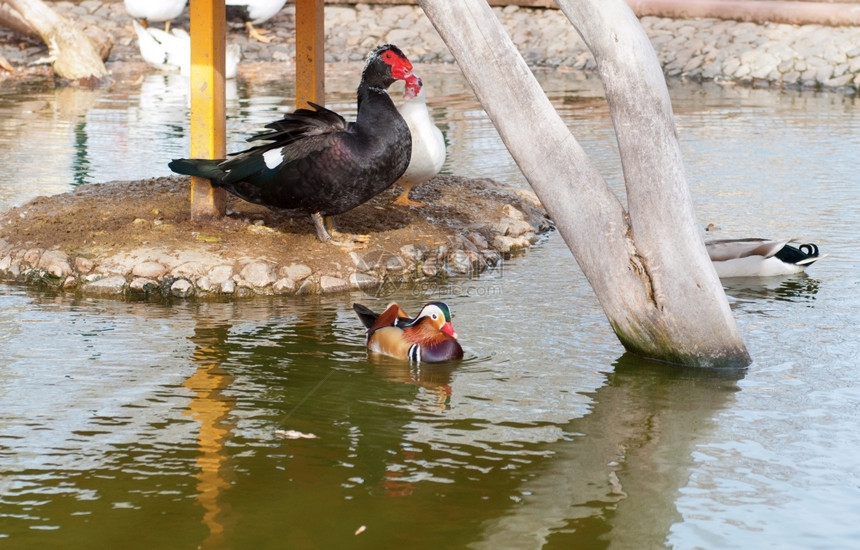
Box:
353, 302, 463, 363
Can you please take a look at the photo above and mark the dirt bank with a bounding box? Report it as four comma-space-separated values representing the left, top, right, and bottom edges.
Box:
0, 174, 550, 299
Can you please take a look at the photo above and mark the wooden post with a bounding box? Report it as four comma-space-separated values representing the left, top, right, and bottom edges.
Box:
295, 0, 325, 108
188, 0, 227, 221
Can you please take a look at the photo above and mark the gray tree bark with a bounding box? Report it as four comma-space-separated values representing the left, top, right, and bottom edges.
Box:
418, 0, 750, 367
4, 0, 107, 80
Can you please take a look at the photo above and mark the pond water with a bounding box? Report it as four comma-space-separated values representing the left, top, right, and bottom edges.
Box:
0, 64, 858, 549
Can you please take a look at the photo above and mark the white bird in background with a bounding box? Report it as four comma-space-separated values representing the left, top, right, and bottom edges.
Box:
226, 0, 288, 43
393, 74, 446, 207
124, 0, 187, 32
133, 20, 241, 79
705, 238, 825, 278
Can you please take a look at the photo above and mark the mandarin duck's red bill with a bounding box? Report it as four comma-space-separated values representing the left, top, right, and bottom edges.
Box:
353, 302, 463, 363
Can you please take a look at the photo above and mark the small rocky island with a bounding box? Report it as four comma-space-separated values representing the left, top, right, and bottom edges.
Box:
0, 175, 550, 298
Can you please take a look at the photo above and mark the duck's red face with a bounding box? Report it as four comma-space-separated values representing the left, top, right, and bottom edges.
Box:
416, 303, 459, 340
380, 47, 414, 81
403, 74, 423, 100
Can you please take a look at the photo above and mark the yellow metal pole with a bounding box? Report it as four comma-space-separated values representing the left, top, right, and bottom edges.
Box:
188, 0, 227, 221
295, 0, 325, 108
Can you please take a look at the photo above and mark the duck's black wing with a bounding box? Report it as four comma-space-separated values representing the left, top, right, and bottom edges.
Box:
210, 103, 355, 212
248, 102, 349, 144
353, 303, 415, 331
353, 303, 379, 329
775, 242, 820, 266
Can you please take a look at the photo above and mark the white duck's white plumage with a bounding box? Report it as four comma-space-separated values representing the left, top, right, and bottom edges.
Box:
706, 238, 824, 278
133, 21, 241, 79
226, 0, 287, 42
393, 75, 446, 206
226, 0, 287, 24
124, 0, 187, 28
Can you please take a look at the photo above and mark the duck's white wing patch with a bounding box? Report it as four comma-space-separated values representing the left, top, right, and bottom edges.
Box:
713, 256, 804, 278
263, 147, 284, 170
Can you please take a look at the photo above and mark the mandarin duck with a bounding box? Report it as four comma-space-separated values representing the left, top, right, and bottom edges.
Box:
169, 44, 416, 244
392, 74, 446, 207
354, 302, 464, 363
706, 238, 824, 278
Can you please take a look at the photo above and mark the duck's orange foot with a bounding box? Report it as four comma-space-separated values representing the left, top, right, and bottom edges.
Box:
246, 22, 273, 43
392, 190, 426, 207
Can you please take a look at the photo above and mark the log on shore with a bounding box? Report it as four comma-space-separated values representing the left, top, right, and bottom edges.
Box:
2, 0, 108, 80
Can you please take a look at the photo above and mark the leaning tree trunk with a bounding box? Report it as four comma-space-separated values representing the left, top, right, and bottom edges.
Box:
418, 0, 750, 368
5, 0, 106, 80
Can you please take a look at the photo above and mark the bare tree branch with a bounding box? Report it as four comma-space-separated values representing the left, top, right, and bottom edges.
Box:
419, 0, 750, 367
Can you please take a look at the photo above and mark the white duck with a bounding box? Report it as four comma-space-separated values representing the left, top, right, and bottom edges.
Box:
124, 0, 187, 31
133, 21, 241, 79
705, 238, 824, 278
226, 0, 288, 43
393, 74, 446, 207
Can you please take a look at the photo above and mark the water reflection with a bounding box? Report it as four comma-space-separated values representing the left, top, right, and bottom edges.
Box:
0, 85, 100, 205
184, 318, 236, 549
472, 354, 742, 548
723, 274, 821, 310
366, 355, 457, 410
174, 299, 371, 549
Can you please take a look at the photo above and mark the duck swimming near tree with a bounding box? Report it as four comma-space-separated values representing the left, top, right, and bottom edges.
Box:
706, 238, 824, 278
354, 302, 464, 363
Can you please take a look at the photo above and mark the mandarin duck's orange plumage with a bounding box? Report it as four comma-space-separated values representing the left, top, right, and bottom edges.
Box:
353, 302, 463, 363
